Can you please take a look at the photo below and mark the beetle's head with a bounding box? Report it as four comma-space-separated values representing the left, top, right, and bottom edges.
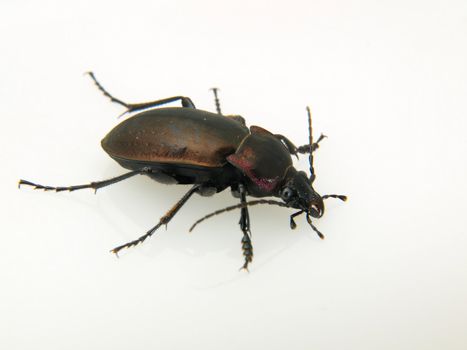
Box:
280, 168, 324, 218
276, 106, 347, 239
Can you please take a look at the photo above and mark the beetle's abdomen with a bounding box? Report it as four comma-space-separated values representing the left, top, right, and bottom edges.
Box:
101, 108, 250, 168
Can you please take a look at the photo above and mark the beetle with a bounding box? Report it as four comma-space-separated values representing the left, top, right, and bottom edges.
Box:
19, 73, 346, 270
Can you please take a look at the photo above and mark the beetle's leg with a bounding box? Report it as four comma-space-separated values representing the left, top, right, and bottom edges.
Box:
121, 96, 196, 115
86, 72, 129, 109
274, 134, 325, 159
18, 168, 152, 193
86, 72, 196, 115
111, 184, 200, 255
296, 133, 327, 154
238, 184, 253, 271
274, 134, 299, 159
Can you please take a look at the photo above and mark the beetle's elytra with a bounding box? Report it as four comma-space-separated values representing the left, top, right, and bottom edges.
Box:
19, 73, 346, 270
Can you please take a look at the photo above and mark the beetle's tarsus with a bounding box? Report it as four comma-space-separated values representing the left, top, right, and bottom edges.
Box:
239, 262, 250, 273
290, 218, 297, 229
238, 184, 254, 270
111, 233, 153, 256
18, 179, 29, 189
110, 229, 155, 254
18, 179, 53, 191
86, 71, 130, 109
87, 72, 199, 116
241, 233, 253, 269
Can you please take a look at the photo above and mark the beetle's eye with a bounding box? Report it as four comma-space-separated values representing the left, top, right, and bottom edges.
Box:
281, 187, 294, 201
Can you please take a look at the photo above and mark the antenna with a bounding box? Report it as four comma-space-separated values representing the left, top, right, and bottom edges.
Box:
210, 87, 222, 115
306, 106, 316, 183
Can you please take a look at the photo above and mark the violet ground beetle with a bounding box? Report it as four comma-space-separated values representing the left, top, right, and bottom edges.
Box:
19, 73, 346, 270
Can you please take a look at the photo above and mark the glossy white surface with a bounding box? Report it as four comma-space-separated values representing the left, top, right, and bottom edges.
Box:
2, 1, 467, 349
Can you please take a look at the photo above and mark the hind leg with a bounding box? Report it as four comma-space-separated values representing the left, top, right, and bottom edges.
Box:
86, 72, 196, 115
18, 168, 152, 193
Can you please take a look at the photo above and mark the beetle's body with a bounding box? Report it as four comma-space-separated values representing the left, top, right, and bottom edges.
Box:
19, 73, 346, 270
102, 107, 249, 169
102, 107, 247, 192
102, 107, 295, 198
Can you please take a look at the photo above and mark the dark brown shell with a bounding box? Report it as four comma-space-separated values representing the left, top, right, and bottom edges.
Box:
101, 108, 250, 168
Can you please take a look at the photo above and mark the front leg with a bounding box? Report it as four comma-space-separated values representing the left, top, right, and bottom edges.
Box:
274, 134, 326, 157
238, 184, 253, 271
296, 133, 327, 154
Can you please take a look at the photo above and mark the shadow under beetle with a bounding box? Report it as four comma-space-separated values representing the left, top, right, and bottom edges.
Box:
19, 73, 346, 270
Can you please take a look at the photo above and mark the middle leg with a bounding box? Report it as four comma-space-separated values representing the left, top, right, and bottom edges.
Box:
111, 184, 200, 255
238, 184, 253, 271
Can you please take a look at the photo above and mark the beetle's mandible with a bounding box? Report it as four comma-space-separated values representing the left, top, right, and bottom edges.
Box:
19, 73, 346, 270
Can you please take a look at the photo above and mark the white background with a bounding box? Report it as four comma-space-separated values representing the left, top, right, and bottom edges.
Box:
2, 0, 467, 349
